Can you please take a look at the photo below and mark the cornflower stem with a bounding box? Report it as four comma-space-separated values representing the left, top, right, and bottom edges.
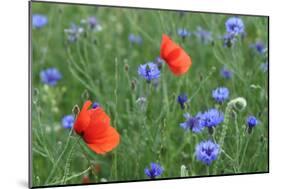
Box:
239, 135, 251, 170
206, 166, 210, 175
234, 111, 241, 173
212, 104, 231, 175
213, 97, 247, 174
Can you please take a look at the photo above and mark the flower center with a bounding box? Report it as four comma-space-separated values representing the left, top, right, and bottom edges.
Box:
188, 117, 197, 130
203, 147, 213, 156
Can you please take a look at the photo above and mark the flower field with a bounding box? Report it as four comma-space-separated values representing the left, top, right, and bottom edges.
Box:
31, 1, 269, 187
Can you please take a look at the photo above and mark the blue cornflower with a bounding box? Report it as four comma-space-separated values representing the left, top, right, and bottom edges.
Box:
212, 87, 230, 103
87, 16, 98, 29
225, 17, 245, 36
128, 34, 142, 45
144, 163, 164, 179
92, 102, 100, 109
260, 62, 268, 72
180, 112, 204, 133
250, 41, 266, 54
40, 67, 62, 86
61, 115, 75, 129
247, 115, 259, 128
195, 140, 220, 165
177, 94, 188, 109
220, 67, 233, 79
177, 28, 190, 38
64, 23, 84, 42
223, 33, 237, 47
194, 27, 212, 44
138, 62, 161, 81
32, 14, 48, 29
201, 108, 224, 128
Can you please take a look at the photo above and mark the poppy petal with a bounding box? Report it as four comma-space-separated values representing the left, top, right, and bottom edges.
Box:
82, 107, 111, 143
166, 51, 192, 75
74, 100, 92, 135
168, 64, 190, 76
160, 34, 179, 59
160, 34, 192, 76
86, 126, 120, 154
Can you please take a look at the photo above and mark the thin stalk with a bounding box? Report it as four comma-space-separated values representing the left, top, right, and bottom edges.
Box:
49, 166, 91, 185
113, 57, 119, 180
213, 97, 247, 174
189, 66, 216, 102
44, 131, 78, 184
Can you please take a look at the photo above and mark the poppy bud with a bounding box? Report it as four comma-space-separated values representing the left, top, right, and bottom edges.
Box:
124, 63, 129, 72
131, 79, 137, 91
72, 105, 80, 117
260, 135, 265, 143
199, 73, 203, 81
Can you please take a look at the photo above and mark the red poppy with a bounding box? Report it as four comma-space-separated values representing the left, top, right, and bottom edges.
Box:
160, 34, 192, 76
74, 100, 120, 154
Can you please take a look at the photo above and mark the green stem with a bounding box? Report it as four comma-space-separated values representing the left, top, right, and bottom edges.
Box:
112, 57, 119, 180
34, 100, 54, 164
49, 166, 91, 185
239, 136, 251, 170
206, 166, 210, 175
45, 131, 78, 184
213, 97, 247, 174
189, 66, 216, 102
61, 138, 80, 184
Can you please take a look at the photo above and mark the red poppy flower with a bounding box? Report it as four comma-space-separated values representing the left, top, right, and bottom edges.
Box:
74, 100, 120, 154
160, 34, 192, 76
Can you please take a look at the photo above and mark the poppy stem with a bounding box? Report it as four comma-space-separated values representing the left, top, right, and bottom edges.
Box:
45, 129, 78, 184
189, 67, 216, 102
112, 57, 119, 180
77, 139, 92, 165
62, 136, 80, 184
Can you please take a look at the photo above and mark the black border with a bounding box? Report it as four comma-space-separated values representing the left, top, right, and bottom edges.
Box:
28, 1, 270, 188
